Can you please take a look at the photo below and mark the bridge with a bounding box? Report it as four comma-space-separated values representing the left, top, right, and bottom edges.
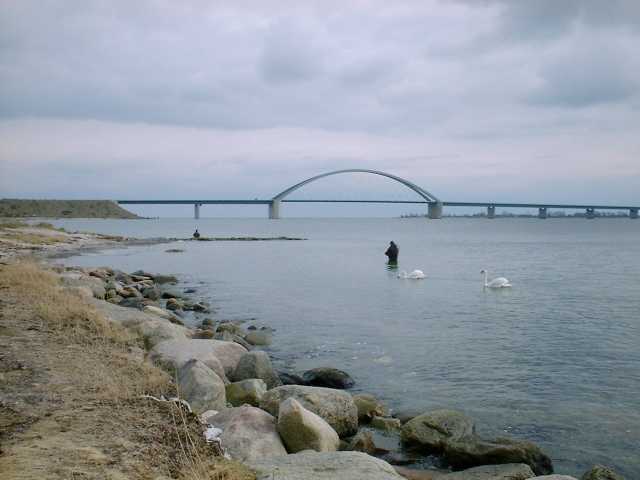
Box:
117, 169, 639, 220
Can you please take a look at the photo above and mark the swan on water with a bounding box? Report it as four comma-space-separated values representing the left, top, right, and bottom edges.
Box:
481, 270, 511, 288
398, 269, 426, 280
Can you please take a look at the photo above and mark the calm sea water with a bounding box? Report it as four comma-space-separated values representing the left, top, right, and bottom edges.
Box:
51, 218, 640, 477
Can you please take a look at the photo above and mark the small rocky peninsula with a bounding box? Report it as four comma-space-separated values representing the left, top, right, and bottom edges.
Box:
0, 225, 627, 480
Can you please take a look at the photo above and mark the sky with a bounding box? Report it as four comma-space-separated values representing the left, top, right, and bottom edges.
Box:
1, 0, 639, 217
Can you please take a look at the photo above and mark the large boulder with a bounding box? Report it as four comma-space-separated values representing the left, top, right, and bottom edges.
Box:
260, 385, 358, 437
150, 339, 229, 380
581, 465, 625, 480
226, 379, 267, 407
232, 351, 282, 389
150, 338, 247, 377
136, 318, 191, 348
401, 409, 475, 451
303, 367, 355, 389
443, 437, 553, 476
443, 463, 535, 480
354, 394, 387, 422
277, 398, 340, 453
206, 406, 287, 462
89, 298, 190, 347
143, 305, 176, 321
248, 451, 404, 480
59, 273, 106, 299
177, 359, 226, 414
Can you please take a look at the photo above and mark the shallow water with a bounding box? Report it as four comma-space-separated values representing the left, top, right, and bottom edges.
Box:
52, 217, 640, 477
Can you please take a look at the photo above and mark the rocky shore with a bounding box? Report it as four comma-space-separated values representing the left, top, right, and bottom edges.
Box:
0, 228, 628, 479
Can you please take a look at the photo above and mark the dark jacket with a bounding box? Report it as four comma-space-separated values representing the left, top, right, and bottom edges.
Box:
385, 242, 398, 261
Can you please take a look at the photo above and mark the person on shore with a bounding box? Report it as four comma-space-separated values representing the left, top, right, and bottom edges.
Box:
385, 241, 398, 263
193, 228, 200, 239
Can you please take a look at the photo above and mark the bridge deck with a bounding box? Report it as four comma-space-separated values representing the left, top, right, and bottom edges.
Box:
117, 199, 639, 210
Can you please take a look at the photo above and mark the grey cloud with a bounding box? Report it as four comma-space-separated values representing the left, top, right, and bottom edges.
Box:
0, 0, 638, 141
527, 40, 639, 108
259, 20, 324, 84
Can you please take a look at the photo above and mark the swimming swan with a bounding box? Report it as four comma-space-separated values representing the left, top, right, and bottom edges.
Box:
398, 269, 426, 280
481, 270, 511, 288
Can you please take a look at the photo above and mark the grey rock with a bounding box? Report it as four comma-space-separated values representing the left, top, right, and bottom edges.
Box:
161, 289, 183, 299
150, 338, 247, 379
443, 437, 553, 476
347, 430, 377, 455
89, 298, 189, 348
245, 330, 272, 346
177, 359, 226, 414
232, 351, 282, 389
118, 297, 149, 309
165, 298, 183, 311
354, 394, 387, 422
153, 274, 178, 284
207, 406, 287, 462
529, 477, 577, 480
142, 305, 175, 321
303, 367, 355, 389
279, 371, 307, 386
260, 385, 358, 437
371, 416, 401, 433
59, 274, 106, 299
277, 398, 340, 453
401, 409, 475, 450
248, 451, 404, 480
217, 322, 245, 336
443, 463, 535, 480
226, 379, 267, 407
119, 286, 142, 298
141, 286, 160, 300
581, 465, 625, 480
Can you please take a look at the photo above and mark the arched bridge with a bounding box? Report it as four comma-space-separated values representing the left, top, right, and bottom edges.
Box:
117, 168, 639, 219
268, 169, 442, 219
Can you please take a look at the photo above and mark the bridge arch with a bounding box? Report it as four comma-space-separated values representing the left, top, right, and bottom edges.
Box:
269, 169, 441, 219
272, 169, 440, 203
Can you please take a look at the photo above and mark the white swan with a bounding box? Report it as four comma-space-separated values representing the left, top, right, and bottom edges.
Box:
398, 269, 426, 280
481, 270, 511, 288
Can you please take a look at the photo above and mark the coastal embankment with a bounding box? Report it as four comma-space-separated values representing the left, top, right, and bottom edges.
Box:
0, 225, 627, 480
0, 199, 140, 219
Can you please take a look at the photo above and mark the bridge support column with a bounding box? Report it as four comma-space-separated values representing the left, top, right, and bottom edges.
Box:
194, 203, 201, 219
269, 200, 281, 219
487, 206, 496, 219
630, 208, 638, 219
585, 207, 596, 219
538, 207, 548, 219
428, 202, 443, 219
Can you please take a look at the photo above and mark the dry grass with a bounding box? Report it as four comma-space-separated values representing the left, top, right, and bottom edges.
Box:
0, 261, 255, 479
0, 261, 131, 344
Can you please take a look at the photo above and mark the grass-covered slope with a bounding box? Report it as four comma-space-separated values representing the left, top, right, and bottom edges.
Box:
0, 199, 139, 219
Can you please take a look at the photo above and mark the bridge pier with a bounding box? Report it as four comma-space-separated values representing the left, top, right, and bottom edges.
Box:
487, 205, 496, 219
630, 208, 638, 219
585, 207, 596, 219
269, 200, 281, 219
428, 202, 443, 219
538, 207, 548, 219
194, 203, 202, 219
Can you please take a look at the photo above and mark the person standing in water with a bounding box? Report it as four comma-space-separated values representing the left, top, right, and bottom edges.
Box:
193, 228, 201, 239
385, 241, 398, 263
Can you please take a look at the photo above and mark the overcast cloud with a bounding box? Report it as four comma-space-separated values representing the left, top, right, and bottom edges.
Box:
1, 0, 639, 215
